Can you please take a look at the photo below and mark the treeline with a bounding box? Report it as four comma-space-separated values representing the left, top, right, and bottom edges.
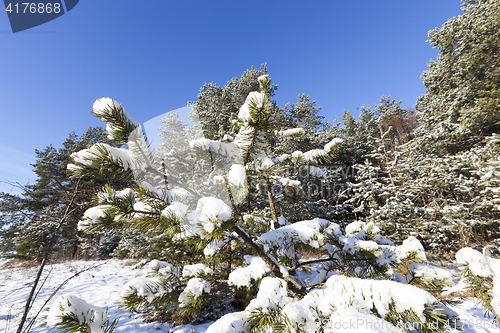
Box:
1, 0, 499, 263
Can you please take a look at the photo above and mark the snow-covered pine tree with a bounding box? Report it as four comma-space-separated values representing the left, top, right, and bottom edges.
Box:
68, 72, 457, 331
189, 64, 277, 141
414, 0, 500, 155
374, 0, 500, 250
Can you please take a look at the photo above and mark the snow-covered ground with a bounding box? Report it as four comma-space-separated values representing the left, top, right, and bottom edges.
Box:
0, 258, 212, 333
0, 258, 497, 333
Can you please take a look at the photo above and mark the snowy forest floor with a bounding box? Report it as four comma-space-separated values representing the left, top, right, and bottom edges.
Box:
0, 258, 497, 333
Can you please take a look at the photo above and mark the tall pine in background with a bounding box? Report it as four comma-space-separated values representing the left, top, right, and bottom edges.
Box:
415, 0, 500, 155
0, 127, 129, 260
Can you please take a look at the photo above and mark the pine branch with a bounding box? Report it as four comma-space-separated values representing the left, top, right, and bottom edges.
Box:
230, 220, 305, 295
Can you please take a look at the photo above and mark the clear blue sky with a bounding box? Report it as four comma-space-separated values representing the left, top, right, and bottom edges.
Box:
0, 0, 463, 194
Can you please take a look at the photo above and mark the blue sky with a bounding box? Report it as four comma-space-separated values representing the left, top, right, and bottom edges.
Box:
0, 0, 463, 194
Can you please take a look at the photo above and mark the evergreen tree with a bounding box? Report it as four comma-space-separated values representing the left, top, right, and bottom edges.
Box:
0, 127, 128, 260
0, 191, 28, 254
415, 0, 500, 155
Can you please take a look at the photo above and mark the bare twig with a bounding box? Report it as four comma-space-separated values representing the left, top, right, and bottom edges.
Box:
290, 257, 334, 273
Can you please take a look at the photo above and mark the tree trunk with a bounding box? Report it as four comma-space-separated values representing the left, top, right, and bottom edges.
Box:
266, 178, 279, 230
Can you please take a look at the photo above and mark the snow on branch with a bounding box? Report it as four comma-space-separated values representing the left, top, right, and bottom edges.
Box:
92, 97, 140, 142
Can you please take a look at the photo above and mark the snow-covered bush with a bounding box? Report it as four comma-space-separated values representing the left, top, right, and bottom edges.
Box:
345, 132, 500, 252
281, 274, 455, 333
209, 273, 456, 333
45, 294, 117, 333
178, 277, 211, 316
120, 259, 180, 312
455, 247, 500, 318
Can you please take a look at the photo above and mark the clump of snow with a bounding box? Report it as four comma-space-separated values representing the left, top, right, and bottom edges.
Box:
69, 143, 136, 172
206, 311, 248, 333
228, 163, 246, 187
257, 153, 275, 170
258, 218, 332, 258
228, 255, 271, 288
238, 91, 267, 123
487, 257, 500, 316
93, 97, 121, 114
442, 279, 469, 296
291, 150, 304, 162
278, 216, 290, 226
208, 277, 294, 332
68, 147, 96, 167
187, 197, 233, 235
328, 307, 403, 333
337, 236, 385, 261
456, 247, 492, 277
46, 294, 110, 333
274, 153, 290, 163
92, 97, 140, 140
147, 259, 180, 277
182, 264, 214, 279
273, 176, 301, 187
307, 165, 325, 177
409, 263, 454, 286
395, 236, 426, 261
324, 138, 343, 152
161, 201, 188, 220
78, 205, 111, 230
246, 277, 294, 312
282, 274, 439, 332
189, 138, 240, 161
257, 74, 269, 85
288, 138, 343, 163
213, 175, 225, 183
178, 278, 211, 307
303, 149, 328, 162
257, 218, 335, 264
204, 238, 230, 257
132, 200, 154, 216
171, 187, 198, 202
281, 137, 343, 165
455, 247, 500, 316
332, 221, 422, 273
344, 221, 368, 238
278, 128, 304, 137
121, 260, 179, 303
